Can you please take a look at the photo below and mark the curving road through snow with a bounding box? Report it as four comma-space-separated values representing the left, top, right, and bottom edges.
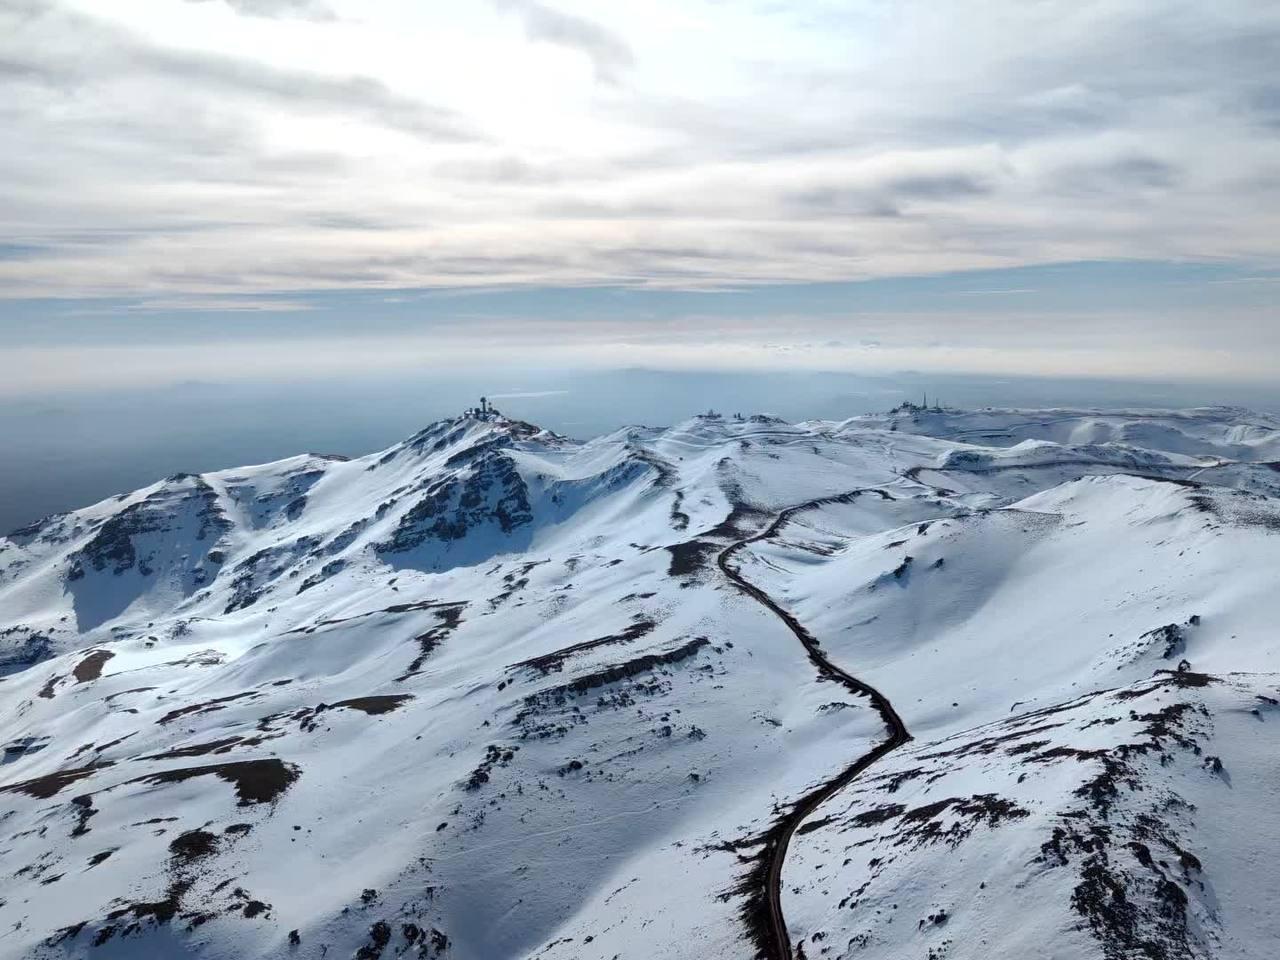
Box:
717, 488, 914, 960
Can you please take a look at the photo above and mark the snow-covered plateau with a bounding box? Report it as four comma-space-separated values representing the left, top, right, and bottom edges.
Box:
1, 404, 1277, 960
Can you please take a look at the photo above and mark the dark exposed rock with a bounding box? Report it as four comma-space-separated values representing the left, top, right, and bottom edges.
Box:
158, 690, 260, 725
522, 638, 710, 713
224, 535, 321, 613
511, 619, 657, 674
666, 539, 719, 578
297, 559, 346, 594
464, 743, 519, 791
355, 920, 393, 959
397, 603, 466, 681
378, 451, 533, 555
69, 476, 231, 579
169, 829, 219, 863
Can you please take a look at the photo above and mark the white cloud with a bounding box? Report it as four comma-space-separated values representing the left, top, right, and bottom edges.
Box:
490, 0, 633, 84
0, 0, 1276, 304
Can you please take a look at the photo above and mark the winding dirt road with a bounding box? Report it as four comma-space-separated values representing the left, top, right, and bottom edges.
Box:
717, 488, 913, 960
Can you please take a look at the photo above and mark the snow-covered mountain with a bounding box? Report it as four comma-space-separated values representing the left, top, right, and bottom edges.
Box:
1, 405, 1277, 960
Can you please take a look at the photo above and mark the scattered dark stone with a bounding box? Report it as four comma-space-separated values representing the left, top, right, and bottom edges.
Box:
562, 638, 707, 698
666, 539, 719, 578
512, 619, 656, 674
71, 793, 98, 836
38, 674, 62, 699
1129, 841, 1154, 868
297, 558, 345, 594
396, 604, 466, 681
102, 876, 194, 934
355, 920, 393, 959
46, 921, 87, 946
464, 744, 520, 791
515, 638, 711, 730
169, 829, 219, 863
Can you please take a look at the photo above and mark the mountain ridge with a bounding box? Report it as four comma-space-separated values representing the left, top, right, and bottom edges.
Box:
1, 406, 1277, 960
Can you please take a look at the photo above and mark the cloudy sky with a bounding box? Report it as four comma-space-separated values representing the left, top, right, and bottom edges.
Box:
1, 0, 1278, 391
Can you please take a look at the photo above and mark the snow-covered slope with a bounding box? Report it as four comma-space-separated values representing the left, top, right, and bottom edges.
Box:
0, 406, 1276, 960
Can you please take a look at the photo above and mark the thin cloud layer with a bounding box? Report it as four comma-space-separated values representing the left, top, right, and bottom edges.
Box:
186, 0, 335, 21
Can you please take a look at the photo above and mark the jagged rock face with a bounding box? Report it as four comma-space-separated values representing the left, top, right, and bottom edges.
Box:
0, 628, 51, 672
221, 466, 328, 530
0, 408, 1277, 960
379, 451, 534, 554
222, 534, 324, 613
68, 475, 231, 581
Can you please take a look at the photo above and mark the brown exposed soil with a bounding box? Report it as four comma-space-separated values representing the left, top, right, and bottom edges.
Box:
73, 649, 116, 683
666, 539, 720, 577
158, 691, 260, 725
1, 762, 113, 799
134, 758, 300, 806
136, 735, 266, 760
331, 695, 414, 715
169, 829, 220, 863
